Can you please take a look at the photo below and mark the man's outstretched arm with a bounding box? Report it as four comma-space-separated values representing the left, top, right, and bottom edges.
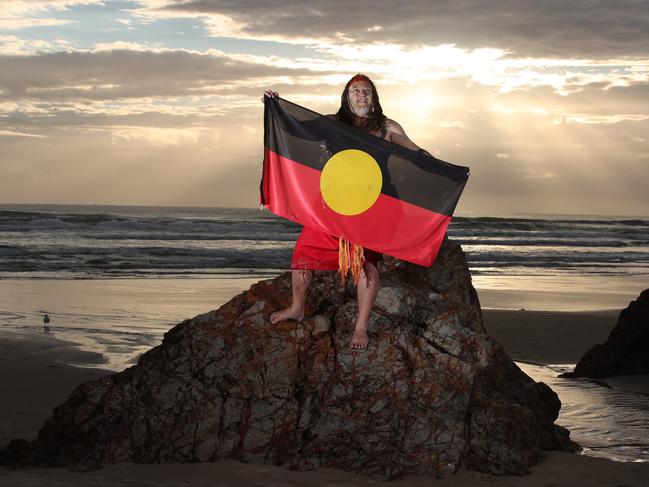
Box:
385, 119, 432, 156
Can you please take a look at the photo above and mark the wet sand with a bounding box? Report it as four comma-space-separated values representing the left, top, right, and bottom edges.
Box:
483, 308, 619, 365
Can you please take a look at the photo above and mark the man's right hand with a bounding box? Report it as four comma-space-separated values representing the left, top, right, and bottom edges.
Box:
261, 90, 278, 102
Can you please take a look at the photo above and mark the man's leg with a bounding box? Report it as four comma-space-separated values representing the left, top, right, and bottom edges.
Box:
270, 269, 313, 323
351, 263, 380, 350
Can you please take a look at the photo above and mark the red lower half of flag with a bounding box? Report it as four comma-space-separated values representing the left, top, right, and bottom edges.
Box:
263, 149, 451, 267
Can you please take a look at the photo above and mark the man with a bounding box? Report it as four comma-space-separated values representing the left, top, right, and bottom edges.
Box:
263, 74, 428, 350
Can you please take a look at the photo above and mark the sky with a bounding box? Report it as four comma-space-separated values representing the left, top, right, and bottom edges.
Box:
1, 0, 648, 216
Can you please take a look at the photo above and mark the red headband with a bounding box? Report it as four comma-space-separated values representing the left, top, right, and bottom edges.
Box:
349, 74, 370, 83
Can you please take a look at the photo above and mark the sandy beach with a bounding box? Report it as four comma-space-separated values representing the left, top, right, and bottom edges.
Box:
483, 309, 618, 365
1, 301, 648, 486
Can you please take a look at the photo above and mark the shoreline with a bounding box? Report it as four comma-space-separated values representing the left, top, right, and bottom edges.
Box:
2, 308, 624, 367
476, 287, 636, 313
1, 275, 638, 373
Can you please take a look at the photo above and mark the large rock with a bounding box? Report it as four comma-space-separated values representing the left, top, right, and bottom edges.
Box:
561, 289, 649, 379
0, 239, 575, 479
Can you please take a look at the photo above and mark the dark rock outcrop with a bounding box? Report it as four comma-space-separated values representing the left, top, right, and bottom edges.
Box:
0, 239, 575, 479
561, 289, 649, 379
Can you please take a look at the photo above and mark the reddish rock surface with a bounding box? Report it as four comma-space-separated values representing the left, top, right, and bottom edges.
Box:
0, 239, 575, 479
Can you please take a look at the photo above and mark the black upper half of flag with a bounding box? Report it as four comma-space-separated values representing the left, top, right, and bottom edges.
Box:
263, 96, 470, 216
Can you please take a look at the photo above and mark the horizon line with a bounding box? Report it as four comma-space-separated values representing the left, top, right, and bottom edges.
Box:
0, 202, 647, 220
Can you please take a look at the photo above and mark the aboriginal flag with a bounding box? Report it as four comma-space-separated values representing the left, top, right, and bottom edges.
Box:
260, 97, 469, 267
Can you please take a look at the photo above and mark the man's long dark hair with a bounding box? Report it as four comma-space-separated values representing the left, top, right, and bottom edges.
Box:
335, 74, 386, 132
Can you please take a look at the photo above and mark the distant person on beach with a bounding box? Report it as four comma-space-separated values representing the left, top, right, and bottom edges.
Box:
43, 313, 50, 332
262, 74, 429, 351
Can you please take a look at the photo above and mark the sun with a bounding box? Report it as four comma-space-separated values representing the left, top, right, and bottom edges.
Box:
400, 88, 439, 121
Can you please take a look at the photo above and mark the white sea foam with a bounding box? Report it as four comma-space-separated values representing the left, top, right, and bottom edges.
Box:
1, 204, 647, 286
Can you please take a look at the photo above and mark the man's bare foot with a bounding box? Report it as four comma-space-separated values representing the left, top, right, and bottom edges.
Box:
270, 306, 304, 324
350, 327, 368, 351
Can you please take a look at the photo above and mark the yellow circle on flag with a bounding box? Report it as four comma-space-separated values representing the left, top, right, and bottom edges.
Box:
320, 149, 382, 215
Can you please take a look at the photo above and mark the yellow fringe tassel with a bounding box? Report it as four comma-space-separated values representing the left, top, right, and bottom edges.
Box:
338, 238, 365, 285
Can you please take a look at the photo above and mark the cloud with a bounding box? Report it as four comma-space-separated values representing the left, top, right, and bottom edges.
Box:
0, 1, 102, 29
4, 47, 647, 151
115, 2, 649, 97
497, 80, 649, 119
0, 48, 328, 101
109, 125, 206, 145
134, 0, 649, 59
93, 41, 164, 52
0, 113, 265, 207
0, 18, 74, 29
0, 0, 103, 15
0, 35, 71, 55
516, 168, 557, 179
0, 129, 46, 137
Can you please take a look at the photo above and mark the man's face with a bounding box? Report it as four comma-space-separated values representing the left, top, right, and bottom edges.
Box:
348, 80, 372, 117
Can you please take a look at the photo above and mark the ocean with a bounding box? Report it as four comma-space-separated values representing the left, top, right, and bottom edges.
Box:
1, 203, 648, 284
1, 204, 648, 463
